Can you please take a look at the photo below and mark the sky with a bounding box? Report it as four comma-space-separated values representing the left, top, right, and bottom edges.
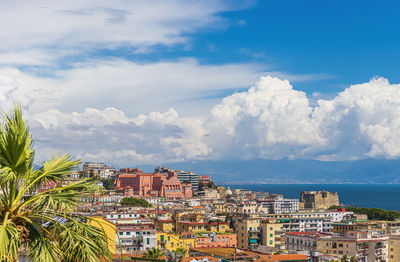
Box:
0, 0, 400, 166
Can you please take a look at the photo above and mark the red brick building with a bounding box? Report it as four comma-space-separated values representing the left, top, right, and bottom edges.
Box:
115, 169, 192, 199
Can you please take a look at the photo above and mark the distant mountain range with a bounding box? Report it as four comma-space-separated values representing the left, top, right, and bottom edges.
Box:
138, 159, 400, 184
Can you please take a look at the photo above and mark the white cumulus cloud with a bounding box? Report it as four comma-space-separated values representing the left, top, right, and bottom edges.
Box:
20, 75, 400, 165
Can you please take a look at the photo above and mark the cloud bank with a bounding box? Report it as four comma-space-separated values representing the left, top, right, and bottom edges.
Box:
0, 0, 252, 66
9, 75, 398, 165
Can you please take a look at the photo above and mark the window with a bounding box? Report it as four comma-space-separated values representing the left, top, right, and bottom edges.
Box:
270, 234, 273, 237
119, 232, 123, 236
126, 232, 130, 235
147, 238, 150, 245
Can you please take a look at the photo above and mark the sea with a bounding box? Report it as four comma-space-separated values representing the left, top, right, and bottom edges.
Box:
227, 184, 400, 211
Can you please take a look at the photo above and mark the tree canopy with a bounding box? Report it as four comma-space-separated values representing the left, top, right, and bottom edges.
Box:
329, 205, 400, 221
120, 197, 152, 207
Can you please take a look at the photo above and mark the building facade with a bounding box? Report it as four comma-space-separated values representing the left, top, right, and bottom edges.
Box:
300, 191, 339, 210
115, 169, 193, 199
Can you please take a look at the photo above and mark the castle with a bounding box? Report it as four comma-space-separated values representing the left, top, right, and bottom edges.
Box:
299, 191, 339, 210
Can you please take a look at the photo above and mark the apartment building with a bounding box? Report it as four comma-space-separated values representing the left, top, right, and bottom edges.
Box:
156, 232, 196, 255
83, 162, 118, 179
176, 221, 231, 234
196, 232, 237, 248
290, 216, 332, 233
260, 219, 291, 250
116, 223, 157, 253
286, 231, 389, 262
289, 210, 353, 233
263, 197, 299, 214
154, 219, 174, 232
389, 235, 400, 262
236, 218, 262, 250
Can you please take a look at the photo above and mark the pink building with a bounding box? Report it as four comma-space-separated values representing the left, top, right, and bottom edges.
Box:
37, 180, 57, 192
115, 169, 193, 199
196, 233, 237, 248
198, 175, 211, 184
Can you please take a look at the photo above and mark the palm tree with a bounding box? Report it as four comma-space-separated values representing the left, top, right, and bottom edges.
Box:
173, 248, 187, 261
142, 248, 164, 259
0, 106, 111, 261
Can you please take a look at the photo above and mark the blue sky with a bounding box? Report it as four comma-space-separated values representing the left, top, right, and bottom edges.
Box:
0, 0, 400, 165
92, 0, 400, 95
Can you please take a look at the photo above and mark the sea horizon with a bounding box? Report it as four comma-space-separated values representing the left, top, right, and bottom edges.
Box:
225, 183, 400, 211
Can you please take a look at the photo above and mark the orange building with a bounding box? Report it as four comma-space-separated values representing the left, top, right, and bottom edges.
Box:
196, 233, 237, 248
115, 169, 192, 199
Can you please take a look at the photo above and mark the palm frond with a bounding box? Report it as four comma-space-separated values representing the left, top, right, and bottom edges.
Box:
0, 105, 33, 177
28, 222, 62, 262
0, 214, 20, 261
57, 219, 111, 262
18, 178, 98, 213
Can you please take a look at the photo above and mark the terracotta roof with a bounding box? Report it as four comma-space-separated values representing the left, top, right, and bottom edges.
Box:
118, 174, 138, 178
178, 222, 207, 225
261, 254, 308, 262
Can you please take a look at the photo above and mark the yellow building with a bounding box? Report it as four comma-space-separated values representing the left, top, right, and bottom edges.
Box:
154, 220, 175, 232
88, 216, 116, 255
389, 235, 400, 262
176, 222, 208, 233
213, 202, 227, 213
206, 222, 231, 233
236, 218, 261, 249
261, 219, 290, 250
176, 221, 231, 234
156, 232, 196, 255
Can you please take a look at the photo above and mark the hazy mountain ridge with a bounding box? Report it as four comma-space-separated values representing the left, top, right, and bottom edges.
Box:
137, 159, 400, 184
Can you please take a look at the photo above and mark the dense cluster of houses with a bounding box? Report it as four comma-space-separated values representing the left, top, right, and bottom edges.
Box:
51, 162, 400, 262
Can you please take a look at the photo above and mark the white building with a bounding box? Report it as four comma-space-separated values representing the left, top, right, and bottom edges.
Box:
263, 197, 299, 214
116, 224, 157, 253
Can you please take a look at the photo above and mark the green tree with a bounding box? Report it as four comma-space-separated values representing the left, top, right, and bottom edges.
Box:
0, 106, 111, 262
347, 206, 400, 221
102, 178, 115, 190
120, 197, 152, 207
142, 248, 164, 259
341, 254, 348, 262
350, 256, 358, 262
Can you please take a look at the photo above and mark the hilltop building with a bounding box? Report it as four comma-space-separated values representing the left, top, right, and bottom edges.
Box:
83, 162, 118, 179
155, 167, 200, 191
300, 191, 339, 210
